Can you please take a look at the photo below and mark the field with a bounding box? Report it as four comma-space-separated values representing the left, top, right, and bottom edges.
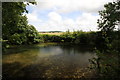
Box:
39, 32, 64, 35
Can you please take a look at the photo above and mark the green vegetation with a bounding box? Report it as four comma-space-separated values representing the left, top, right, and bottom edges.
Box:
2, 2, 41, 51
2, 0, 120, 79
39, 31, 96, 45
97, 1, 120, 32
39, 30, 120, 52
89, 1, 120, 79
37, 1, 120, 79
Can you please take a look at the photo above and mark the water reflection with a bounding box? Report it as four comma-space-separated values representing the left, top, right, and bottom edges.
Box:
3, 43, 96, 79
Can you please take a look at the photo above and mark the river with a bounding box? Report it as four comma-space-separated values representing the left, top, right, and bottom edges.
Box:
3, 43, 96, 79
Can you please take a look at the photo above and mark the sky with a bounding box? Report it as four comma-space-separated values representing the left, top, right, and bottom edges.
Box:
26, 0, 114, 32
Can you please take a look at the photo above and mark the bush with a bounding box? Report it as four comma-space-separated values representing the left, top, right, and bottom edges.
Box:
6, 25, 41, 45
9, 33, 25, 45
39, 31, 97, 46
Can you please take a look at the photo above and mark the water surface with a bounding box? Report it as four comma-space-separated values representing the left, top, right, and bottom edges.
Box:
3, 43, 96, 78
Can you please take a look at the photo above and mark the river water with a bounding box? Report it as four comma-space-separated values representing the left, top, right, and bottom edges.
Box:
3, 43, 96, 79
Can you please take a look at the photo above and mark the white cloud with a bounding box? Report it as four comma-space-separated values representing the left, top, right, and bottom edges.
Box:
35, 12, 100, 31
76, 13, 100, 31
48, 12, 62, 22
26, 0, 113, 31
26, 11, 43, 31
36, 0, 113, 13
26, 11, 42, 23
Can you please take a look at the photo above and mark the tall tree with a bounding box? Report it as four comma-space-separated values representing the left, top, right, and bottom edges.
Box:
97, 1, 120, 32
97, 1, 120, 51
2, 2, 40, 45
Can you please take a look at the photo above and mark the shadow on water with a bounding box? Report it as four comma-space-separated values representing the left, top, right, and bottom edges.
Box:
3, 43, 96, 79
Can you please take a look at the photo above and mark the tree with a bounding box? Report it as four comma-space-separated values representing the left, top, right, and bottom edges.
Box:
96, 1, 120, 51
2, 2, 40, 45
97, 1, 120, 32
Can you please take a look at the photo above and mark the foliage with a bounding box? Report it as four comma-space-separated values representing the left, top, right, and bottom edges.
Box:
2, 2, 40, 47
97, 1, 120, 32
39, 34, 62, 43
89, 1, 120, 79
39, 30, 98, 47
40, 30, 120, 50
89, 49, 120, 79
8, 25, 40, 45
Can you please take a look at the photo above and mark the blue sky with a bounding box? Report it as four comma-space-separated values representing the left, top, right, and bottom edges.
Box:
26, 0, 113, 32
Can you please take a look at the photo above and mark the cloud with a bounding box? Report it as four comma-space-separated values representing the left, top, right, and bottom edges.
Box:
35, 12, 100, 31
26, 0, 113, 31
36, 0, 113, 13
26, 11, 42, 23
76, 13, 100, 31
48, 12, 62, 22
26, 11, 43, 30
